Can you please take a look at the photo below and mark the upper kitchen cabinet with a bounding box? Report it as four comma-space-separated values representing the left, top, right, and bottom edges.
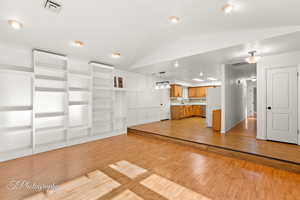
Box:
188, 87, 196, 97
188, 87, 206, 98
170, 84, 183, 97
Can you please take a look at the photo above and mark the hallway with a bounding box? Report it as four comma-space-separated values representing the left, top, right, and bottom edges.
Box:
226, 116, 257, 138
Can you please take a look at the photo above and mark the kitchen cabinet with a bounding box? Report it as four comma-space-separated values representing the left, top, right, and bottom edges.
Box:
171, 106, 184, 120
171, 105, 205, 120
184, 105, 193, 118
192, 105, 201, 116
212, 109, 221, 131
170, 84, 183, 97
188, 87, 207, 98
188, 88, 196, 97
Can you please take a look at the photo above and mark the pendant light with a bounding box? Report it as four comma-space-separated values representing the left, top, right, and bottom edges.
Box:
245, 51, 261, 64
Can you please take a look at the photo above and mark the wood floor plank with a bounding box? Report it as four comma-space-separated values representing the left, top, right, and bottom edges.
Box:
109, 160, 147, 179
2, 134, 300, 200
111, 190, 144, 200
47, 176, 90, 195
140, 174, 211, 200
24, 171, 121, 200
129, 117, 300, 165
23, 193, 47, 200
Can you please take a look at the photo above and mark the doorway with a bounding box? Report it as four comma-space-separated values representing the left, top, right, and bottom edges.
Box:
266, 66, 298, 144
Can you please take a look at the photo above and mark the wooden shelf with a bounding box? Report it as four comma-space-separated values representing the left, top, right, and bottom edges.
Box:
93, 87, 113, 91
35, 112, 66, 118
114, 116, 127, 120
113, 88, 127, 92
35, 87, 66, 93
35, 74, 66, 81
0, 106, 32, 112
69, 125, 90, 131
93, 96, 112, 100
0, 126, 32, 133
93, 107, 112, 111
69, 101, 89, 106
36, 126, 66, 134
35, 62, 67, 73
69, 72, 91, 79
69, 87, 90, 92
93, 76, 112, 80
93, 118, 112, 123
0, 64, 33, 76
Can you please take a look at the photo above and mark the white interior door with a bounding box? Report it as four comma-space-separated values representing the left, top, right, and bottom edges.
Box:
266, 66, 298, 144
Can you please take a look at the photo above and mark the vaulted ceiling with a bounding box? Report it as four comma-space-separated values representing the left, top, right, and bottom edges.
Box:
1, 0, 300, 69
133, 31, 300, 85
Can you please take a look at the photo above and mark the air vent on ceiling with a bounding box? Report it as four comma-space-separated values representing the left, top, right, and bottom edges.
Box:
44, 0, 62, 13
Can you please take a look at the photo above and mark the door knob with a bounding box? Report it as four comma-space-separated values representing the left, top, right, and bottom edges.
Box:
267, 106, 272, 110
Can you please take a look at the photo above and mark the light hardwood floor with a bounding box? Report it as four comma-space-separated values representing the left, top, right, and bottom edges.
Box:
129, 117, 300, 165
1, 134, 300, 200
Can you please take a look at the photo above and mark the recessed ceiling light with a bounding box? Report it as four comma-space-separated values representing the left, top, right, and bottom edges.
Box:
199, 72, 204, 76
73, 40, 84, 47
111, 52, 121, 59
174, 61, 179, 68
8, 20, 23, 30
192, 78, 204, 82
222, 3, 234, 14
207, 77, 218, 81
169, 16, 180, 24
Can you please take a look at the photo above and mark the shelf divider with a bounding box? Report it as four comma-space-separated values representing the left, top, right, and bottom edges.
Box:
35, 112, 66, 118
69, 101, 89, 106
35, 74, 66, 82
0, 126, 32, 133
0, 106, 32, 112
36, 125, 66, 134
0, 64, 33, 76
35, 87, 66, 92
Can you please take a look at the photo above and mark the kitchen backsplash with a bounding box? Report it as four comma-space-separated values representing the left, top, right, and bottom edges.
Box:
171, 97, 206, 105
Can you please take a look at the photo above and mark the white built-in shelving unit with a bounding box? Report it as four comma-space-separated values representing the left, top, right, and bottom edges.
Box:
90, 62, 127, 137
0, 63, 34, 161
33, 49, 69, 153
0, 50, 127, 162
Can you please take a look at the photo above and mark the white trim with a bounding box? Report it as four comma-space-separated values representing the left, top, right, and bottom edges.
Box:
33, 49, 67, 60
89, 61, 114, 69
220, 64, 226, 134
298, 65, 300, 145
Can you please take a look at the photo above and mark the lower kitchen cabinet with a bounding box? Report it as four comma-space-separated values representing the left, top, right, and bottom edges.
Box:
171, 105, 205, 120
171, 106, 184, 120
193, 105, 201, 116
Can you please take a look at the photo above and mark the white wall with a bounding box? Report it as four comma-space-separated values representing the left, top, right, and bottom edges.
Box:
257, 51, 300, 142
124, 71, 170, 126
222, 64, 248, 132
206, 87, 221, 127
